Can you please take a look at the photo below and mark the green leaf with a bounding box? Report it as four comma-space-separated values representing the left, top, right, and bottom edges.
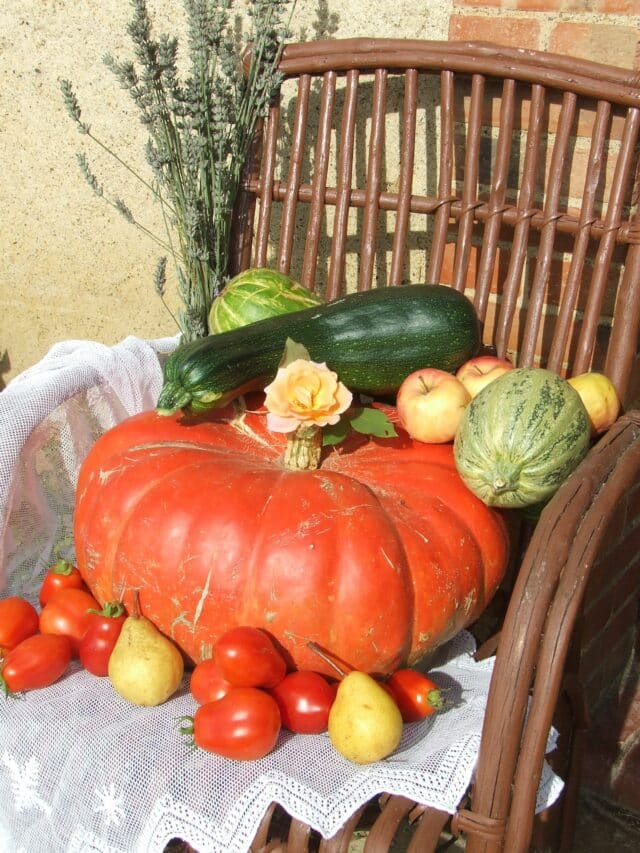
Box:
349, 407, 398, 439
322, 418, 351, 446
278, 337, 311, 368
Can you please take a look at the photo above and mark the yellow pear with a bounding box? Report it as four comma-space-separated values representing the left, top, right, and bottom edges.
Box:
108, 611, 184, 706
328, 671, 403, 764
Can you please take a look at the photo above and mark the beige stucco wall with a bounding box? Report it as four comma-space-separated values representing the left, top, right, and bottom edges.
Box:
0, 0, 454, 384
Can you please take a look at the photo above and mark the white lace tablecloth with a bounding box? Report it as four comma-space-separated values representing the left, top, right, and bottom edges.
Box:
0, 336, 564, 853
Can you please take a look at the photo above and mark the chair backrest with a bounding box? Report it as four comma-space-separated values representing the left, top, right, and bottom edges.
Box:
231, 39, 640, 405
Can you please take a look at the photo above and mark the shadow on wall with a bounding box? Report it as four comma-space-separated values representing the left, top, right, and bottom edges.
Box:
0, 350, 9, 391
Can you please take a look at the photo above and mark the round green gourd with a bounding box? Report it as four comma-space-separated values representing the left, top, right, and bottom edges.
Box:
209, 268, 322, 333
453, 367, 591, 508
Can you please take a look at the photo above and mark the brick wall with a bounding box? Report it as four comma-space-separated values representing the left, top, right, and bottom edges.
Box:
449, 0, 640, 71
581, 474, 640, 710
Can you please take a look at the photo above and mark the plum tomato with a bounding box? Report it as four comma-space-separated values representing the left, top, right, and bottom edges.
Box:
39, 559, 87, 606
385, 669, 444, 722
1, 633, 73, 695
78, 601, 126, 676
39, 587, 100, 655
269, 670, 336, 734
181, 687, 282, 760
0, 596, 40, 651
213, 626, 287, 689
189, 658, 233, 705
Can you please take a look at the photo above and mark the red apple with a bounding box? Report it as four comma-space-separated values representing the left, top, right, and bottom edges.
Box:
455, 355, 514, 398
396, 368, 471, 444
568, 372, 620, 435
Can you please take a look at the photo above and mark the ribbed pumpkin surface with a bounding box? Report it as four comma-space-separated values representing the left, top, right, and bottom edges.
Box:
209, 268, 322, 333
74, 397, 509, 675
453, 368, 591, 508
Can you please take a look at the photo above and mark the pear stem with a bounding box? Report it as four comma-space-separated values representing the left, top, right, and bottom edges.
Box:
307, 641, 352, 678
131, 589, 141, 619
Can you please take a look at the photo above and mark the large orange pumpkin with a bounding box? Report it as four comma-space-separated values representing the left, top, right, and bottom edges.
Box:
73, 397, 509, 677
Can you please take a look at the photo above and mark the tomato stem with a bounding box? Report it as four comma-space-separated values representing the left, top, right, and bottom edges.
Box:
0, 673, 12, 699
51, 559, 74, 576
88, 601, 126, 619
177, 714, 195, 736
427, 688, 445, 711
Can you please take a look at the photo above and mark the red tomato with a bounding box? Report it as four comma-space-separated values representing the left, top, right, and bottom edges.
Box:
181, 687, 281, 760
39, 587, 99, 655
0, 596, 40, 651
1, 633, 72, 694
39, 559, 87, 606
190, 658, 233, 705
386, 669, 444, 722
269, 670, 336, 734
78, 601, 126, 676
214, 626, 287, 689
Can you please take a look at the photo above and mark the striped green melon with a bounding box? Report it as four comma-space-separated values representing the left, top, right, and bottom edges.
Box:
453, 368, 591, 508
208, 268, 322, 333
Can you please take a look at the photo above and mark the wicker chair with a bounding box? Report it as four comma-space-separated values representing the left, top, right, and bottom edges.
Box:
220, 39, 640, 852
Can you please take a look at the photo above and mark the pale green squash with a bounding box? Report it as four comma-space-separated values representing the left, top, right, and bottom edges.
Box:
209, 268, 322, 333
453, 368, 591, 508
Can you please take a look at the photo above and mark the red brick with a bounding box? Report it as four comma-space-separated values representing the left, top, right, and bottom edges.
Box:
596, 0, 640, 13
581, 667, 640, 806
454, 85, 630, 142
612, 557, 640, 613
628, 478, 640, 519
583, 626, 636, 708
549, 22, 639, 69
619, 679, 640, 743
583, 590, 616, 649
453, 0, 503, 6
517, 0, 576, 10
518, 0, 639, 11
611, 735, 640, 811
449, 15, 542, 50
582, 599, 637, 692
584, 519, 634, 605
453, 1, 639, 14
599, 525, 640, 584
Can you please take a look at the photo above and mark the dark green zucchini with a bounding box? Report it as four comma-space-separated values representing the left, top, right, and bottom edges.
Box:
157, 284, 480, 414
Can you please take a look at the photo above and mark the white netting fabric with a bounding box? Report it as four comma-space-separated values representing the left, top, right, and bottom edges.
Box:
0, 336, 564, 853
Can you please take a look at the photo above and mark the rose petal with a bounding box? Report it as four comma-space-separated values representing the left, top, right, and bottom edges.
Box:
264, 358, 352, 432
266, 412, 300, 433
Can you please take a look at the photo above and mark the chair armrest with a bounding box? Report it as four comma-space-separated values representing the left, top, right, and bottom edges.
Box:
466, 410, 640, 853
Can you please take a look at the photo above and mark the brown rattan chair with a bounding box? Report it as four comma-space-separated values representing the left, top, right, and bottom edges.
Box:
219, 39, 640, 852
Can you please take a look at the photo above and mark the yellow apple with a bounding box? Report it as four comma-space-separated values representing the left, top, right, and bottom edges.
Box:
567, 372, 620, 436
455, 355, 514, 399
396, 368, 471, 444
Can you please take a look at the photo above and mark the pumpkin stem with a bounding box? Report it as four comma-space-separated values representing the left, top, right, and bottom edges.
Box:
284, 424, 323, 471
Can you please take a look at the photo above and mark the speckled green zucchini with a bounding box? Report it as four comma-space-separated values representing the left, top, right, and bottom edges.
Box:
157, 284, 480, 415
453, 367, 591, 508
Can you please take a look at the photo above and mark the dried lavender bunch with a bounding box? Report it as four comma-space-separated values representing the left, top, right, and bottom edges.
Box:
61, 0, 293, 341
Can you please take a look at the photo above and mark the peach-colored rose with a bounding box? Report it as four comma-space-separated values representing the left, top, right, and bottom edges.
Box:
264, 359, 353, 433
